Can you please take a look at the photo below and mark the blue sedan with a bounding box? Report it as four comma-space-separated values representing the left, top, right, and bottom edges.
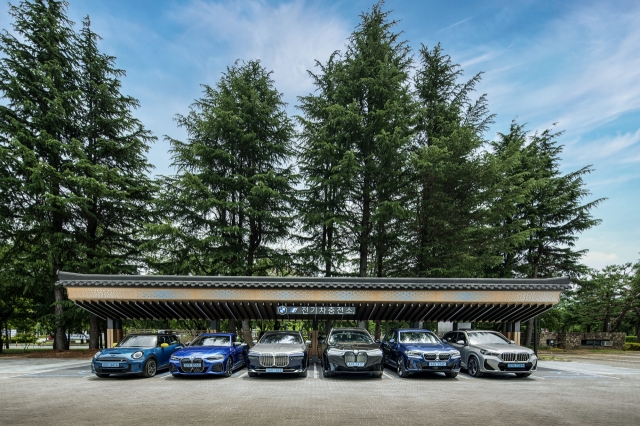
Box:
92, 333, 184, 378
381, 329, 461, 378
169, 333, 248, 377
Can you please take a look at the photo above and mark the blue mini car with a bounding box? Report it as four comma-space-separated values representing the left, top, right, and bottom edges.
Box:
92, 333, 184, 378
381, 329, 461, 378
169, 333, 248, 377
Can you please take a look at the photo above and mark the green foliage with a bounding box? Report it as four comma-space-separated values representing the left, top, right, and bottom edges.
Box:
146, 60, 296, 276
626, 336, 638, 343
624, 343, 640, 351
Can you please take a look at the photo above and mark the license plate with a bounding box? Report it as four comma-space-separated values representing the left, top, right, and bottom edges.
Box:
347, 362, 365, 367
101, 362, 120, 368
183, 363, 202, 368
265, 368, 283, 373
507, 363, 526, 368
428, 362, 447, 367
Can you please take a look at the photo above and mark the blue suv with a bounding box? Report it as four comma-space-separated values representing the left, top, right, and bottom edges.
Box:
381, 329, 461, 378
92, 333, 184, 378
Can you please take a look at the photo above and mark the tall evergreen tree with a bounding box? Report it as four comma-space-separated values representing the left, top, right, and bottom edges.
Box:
146, 60, 296, 277
0, 0, 81, 350
298, 1, 415, 277
71, 17, 157, 348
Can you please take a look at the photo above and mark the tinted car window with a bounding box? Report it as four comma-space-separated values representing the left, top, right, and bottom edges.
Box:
259, 333, 303, 344
191, 336, 231, 346
328, 331, 373, 344
118, 335, 157, 347
467, 332, 509, 345
399, 331, 440, 344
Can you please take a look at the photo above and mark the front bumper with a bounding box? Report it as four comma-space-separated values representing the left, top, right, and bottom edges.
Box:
326, 353, 384, 373
404, 356, 461, 373
247, 356, 307, 374
481, 356, 538, 374
169, 357, 230, 376
92, 359, 144, 375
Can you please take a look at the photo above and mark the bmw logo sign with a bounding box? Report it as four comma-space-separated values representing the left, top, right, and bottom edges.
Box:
278, 306, 287, 315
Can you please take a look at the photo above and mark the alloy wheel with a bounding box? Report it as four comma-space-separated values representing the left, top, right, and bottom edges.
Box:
226, 358, 233, 377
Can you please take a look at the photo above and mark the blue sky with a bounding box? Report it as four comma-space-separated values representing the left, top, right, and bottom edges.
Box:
2, 0, 638, 270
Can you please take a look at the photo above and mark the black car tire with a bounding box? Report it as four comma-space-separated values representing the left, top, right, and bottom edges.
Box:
141, 358, 157, 378
297, 370, 307, 378
96, 373, 109, 378
371, 370, 383, 378
516, 372, 531, 378
467, 355, 483, 377
322, 356, 333, 377
397, 355, 410, 378
445, 371, 458, 378
225, 357, 233, 377
248, 371, 258, 377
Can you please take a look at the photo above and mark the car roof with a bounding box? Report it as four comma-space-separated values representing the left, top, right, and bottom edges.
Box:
262, 330, 301, 334
394, 329, 435, 333
197, 333, 235, 337
127, 333, 176, 336
329, 327, 368, 333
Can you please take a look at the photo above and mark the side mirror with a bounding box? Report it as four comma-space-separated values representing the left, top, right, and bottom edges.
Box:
374, 339, 380, 344
305, 340, 311, 346
389, 339, 395, 344
185, 342, 190, 347
252, 340, 257, 345
442, 338, 448, 343
112, 343, 118, 348
233, 341, 242, 346
456, 340, 465, 345
161, 343, 169, 348
509, 340, 515, 345
318, 338, 325, 345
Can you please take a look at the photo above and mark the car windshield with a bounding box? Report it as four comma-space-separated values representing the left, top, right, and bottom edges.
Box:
399, 331, 440, 344
467, 332, 510, 345
329, 331, 373, 344
190, 336, 230, 347
259, 333, 303, 344
118, 335, 157, 347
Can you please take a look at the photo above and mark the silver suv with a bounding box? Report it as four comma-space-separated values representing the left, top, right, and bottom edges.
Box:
442, 330, 537, 378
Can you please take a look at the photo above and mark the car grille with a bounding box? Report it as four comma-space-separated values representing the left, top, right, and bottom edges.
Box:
344, 352, 368, 364
97, 358, 128, 363
423, 353, 437, 361
438, 353, 450, 361
258, 353, 289, 367
501, 352, 530, 362
180, 358, 205, 373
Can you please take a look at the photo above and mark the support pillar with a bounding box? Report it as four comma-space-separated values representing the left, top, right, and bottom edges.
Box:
209, 319, 219, 333
106, 318, 122, 349
504, 322, 521, 345
409, 321, 423, 329
311, 318, 319, 365
437, 321, 454, 336
358, 320, 367, 330
533, 317, 538, 355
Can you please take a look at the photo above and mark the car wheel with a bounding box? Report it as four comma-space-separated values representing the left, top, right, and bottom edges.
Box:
96, 373, 109, 378
322, 357, 333, 377
397, 356, 410, 378
297, 370, 307, 378
225, 357, 233, 377
445, 371, 458, 378
516, 372, 531, 378
248, 371, 258, 377
370, 371, 383, 378
141, 358, 157, 378
467, 355, 482, 378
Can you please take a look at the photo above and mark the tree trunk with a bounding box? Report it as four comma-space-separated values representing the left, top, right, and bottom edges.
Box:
54, 284, 68, 351
0, 322, 3, 354
374, 320, 381, 340
89, 314, 99, 350
4, 324, 9, 349
524, 319, 533, 346
241, 319, 253, 348
359, 182, 371, 277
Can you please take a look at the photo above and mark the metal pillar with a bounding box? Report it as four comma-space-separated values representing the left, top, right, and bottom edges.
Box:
106, 318, 122, 348
358, 320, 367, 329
311, 318, 319, 365
409, 321, 423, 329
210, 319, 219, 333
533, 317, 538, 355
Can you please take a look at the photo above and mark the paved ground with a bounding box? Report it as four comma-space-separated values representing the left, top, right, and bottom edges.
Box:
1, 352, 639, 425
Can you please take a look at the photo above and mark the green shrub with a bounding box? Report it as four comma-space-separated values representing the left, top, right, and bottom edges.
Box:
626, 336, 638, 343
623, 343, 640, 351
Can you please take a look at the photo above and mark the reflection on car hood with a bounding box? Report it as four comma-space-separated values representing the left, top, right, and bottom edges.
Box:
402, 343, 453, 352
172, 347, 229, 358
249, 343, 305, 354
472, 343, 533, 353
98, 347, 151, 356
329, 342, 380, 351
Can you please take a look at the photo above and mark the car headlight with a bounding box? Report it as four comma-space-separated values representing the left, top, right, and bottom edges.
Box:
366, 349, 383, 356
404, 350, 423, 358
327, 348, 346, 356
93, 351, 101, 359
132, 351, 144, 359
450, 351, 460, 358
170, 355, 180, 361
480, 349, 499, 357
206, 354, 225, 361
